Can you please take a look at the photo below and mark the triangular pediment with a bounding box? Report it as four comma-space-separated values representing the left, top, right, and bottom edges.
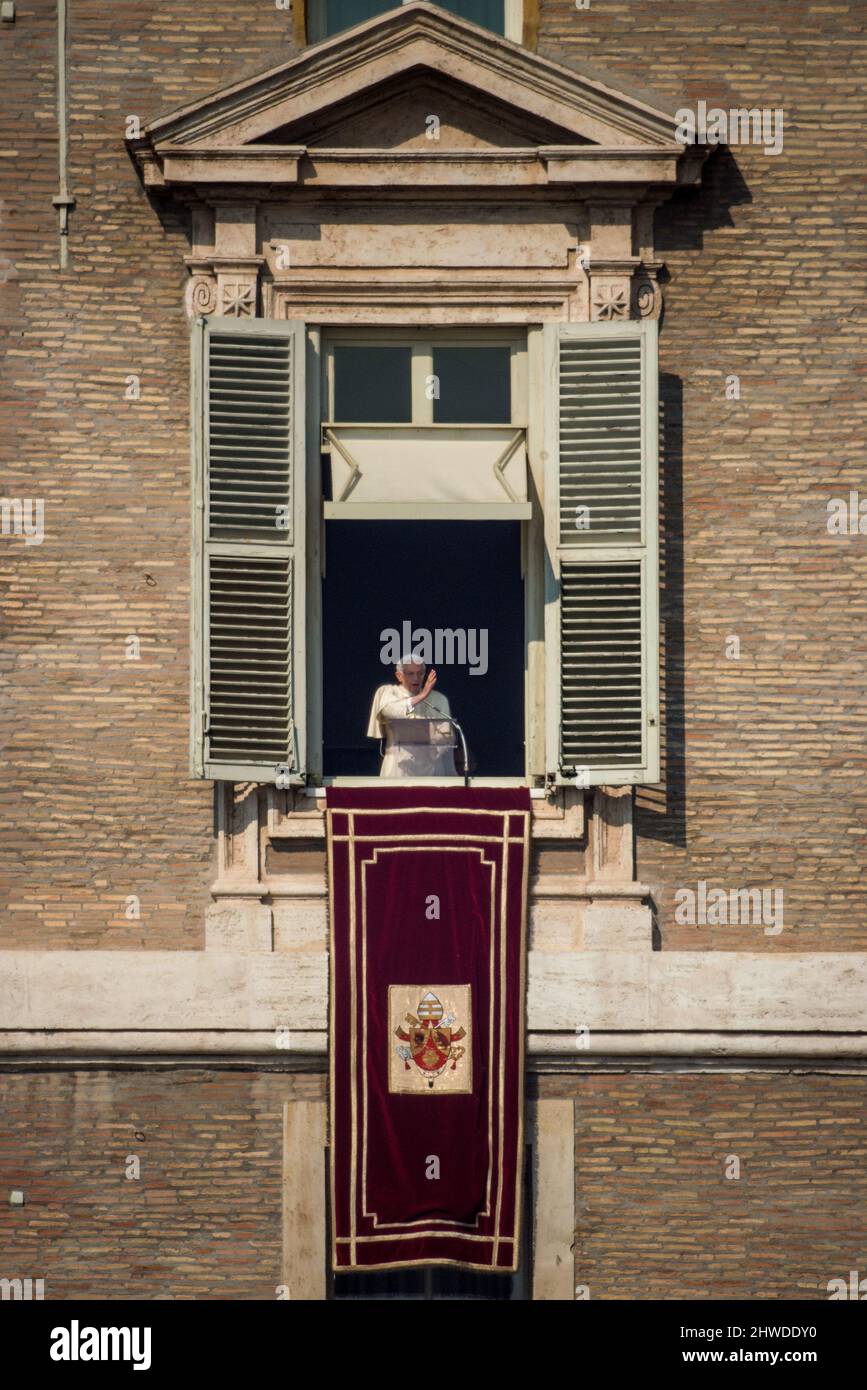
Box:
258, 70, 587, 152
131, 3, 705, 194
137, 3, 682, 153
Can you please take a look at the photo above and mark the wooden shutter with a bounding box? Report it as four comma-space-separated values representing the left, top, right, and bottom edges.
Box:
190, 317, 306, 783
544, 320, 659, 785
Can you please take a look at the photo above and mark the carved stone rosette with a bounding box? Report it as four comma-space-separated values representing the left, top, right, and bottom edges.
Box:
590, 277, 631, 321
212, 258, 263, 317
182, 263, 263, 318
587, 265, 663, 322
587, 255, 641, 322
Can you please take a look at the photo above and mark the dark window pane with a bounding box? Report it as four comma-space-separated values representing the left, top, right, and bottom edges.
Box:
439, 0, 505, 35
325, 0, 389, 36
323, 0, 506, 39
432, 346, 511, 424
333, 345, 412, 423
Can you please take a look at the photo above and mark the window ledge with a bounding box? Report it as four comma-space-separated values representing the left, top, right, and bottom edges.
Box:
264, 783, 585, 840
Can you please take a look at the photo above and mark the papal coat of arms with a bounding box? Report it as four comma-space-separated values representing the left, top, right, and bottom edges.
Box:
388, 986, 472, 1095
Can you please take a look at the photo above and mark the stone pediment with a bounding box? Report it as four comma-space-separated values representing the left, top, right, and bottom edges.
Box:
130, 2, 704, 193
258, 71, 586, 153
128, 4, 707, 323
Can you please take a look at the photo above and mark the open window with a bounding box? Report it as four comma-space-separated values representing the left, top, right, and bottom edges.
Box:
321, 329, 528, 780
190, 317, 660, 789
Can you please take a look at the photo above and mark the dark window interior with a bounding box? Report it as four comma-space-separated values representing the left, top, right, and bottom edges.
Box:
432, 345, 511, 424
323, 0, 506, 41
322, 520, 524, 777
440, 0, 506, 33
333, 344, 412, 422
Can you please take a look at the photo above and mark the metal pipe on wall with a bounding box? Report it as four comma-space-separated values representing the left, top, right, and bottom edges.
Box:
51, 0, 75, 267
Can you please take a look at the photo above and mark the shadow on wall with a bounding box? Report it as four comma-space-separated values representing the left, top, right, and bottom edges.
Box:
654, 145, 753, 253
636, 370, 685, 851
636, 148, 751, 850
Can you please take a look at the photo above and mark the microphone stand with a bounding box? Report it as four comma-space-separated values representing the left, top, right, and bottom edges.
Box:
442, 716, 470, 788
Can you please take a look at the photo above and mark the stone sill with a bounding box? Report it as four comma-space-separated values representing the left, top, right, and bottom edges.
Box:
264, 785, 586, 841
210, 876, 649, 902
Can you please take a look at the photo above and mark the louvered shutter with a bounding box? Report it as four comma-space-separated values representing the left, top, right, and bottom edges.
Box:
190, 317, 306, 783
544, 320, 659, 785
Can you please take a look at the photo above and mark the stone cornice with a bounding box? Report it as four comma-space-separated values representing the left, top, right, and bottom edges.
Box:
129, 9, 705, 321
143, 144, 697, 195
143, 144, 305, 188
2, 951, 865, 1041
130, 3, 694, 163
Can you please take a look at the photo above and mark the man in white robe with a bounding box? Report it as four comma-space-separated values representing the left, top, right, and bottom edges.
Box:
367, 655, 457, 778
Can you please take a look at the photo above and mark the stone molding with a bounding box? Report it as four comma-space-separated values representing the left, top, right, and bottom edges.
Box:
282, 1100, 327, 1300
127, 6, 704, 321
530, 1099, 575, 1300
206, 783, 654, 953
2, 951, 866, 1047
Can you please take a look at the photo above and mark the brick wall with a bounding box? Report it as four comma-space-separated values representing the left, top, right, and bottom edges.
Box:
0, 2, 302, 948
538, 1070, 867, 1299
539, 3, 867, 948
1, 1, 865, 948
0, 1068, 324, 1299
1, 1068, 863, 1300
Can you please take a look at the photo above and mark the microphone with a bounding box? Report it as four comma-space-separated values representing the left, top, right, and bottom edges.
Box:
440, 715, 470, 787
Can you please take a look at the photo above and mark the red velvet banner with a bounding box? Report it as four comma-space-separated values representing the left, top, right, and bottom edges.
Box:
327, 787, 531, 1273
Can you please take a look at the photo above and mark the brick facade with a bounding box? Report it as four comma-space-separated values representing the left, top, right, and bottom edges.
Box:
0, 1068, 324, 1300
538, 1070, 867, 1300
1, 1068, 863, 1300
1, 0, 865, 1303
2, 2, 865, 949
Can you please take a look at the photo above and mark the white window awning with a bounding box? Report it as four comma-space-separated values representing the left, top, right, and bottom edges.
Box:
322, 424, 531, 520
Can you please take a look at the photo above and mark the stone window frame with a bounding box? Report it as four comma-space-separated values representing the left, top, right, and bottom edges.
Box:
128, 1, 707, 799
189, 311, 659, 791
282, 1096, 573, 1300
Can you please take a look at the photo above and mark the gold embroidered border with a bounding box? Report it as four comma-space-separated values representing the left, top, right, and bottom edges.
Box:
333, 1256, 515, 1274
361, 847, 494, 1230
328, 803, 530, 1273
330, 833, 527, 845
